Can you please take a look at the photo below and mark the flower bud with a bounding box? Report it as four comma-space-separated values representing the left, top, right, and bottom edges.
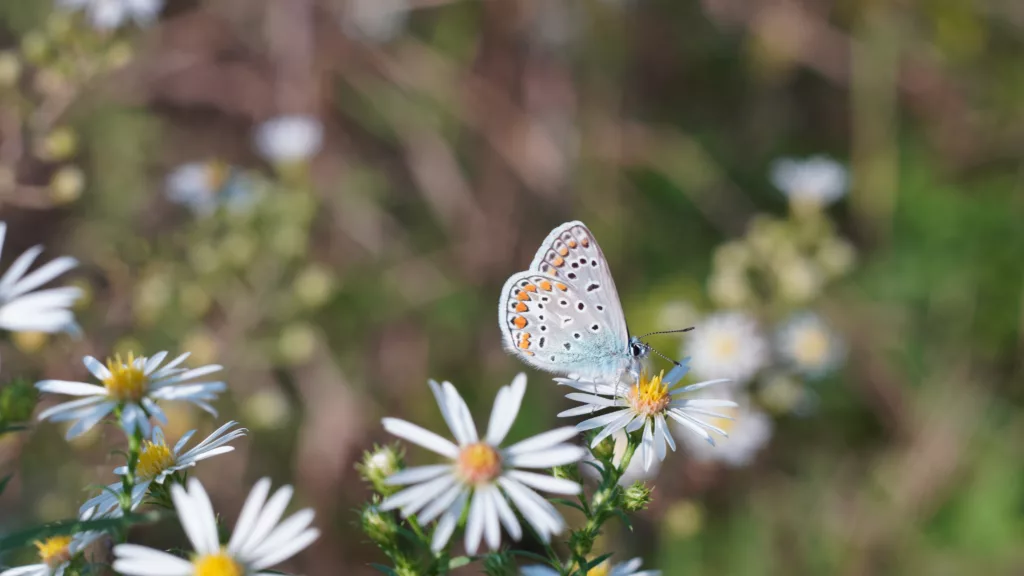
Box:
37, 127, 79, 161
621, 480, 653, 512
482, 551, 517, 576
0, 378, 39, 425
49, 165, 84, 204
587, 430, 616, 463
358, 445, 404, 495
360, 504, 398, 548
551, 464, 582, 485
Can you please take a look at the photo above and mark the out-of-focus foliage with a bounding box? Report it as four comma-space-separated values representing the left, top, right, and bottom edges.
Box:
0, 0, 1022, 574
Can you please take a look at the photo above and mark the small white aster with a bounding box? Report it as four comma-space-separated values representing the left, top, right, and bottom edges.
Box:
558, 360, 735, 472
35, 351, 226, 439
80, 421, 247, 516
0, 222, 81, 337
57, 0, 163, 30
165, 162, 257, 216
0, 503, 112, 576
521, 557, 660, 576
776, 312, 845, 378
341, 0, 410, 43
685, 312, 768, 385
769, 155, 848, 206
680, 393, 773, 468
380, 374, 586, 554
112, 477, 319, 576
253, 115, 324, 164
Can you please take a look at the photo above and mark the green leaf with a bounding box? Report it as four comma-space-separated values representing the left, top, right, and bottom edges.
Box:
0, 475, 10, 497
586, 552, 615, 570
447, 556, 472, 569
509, 549, 558, 566
611, 508, 633, 532
0, 510, 169, 553
549, 498, 586, 512
0, 423, 28, 435
369, 563, 399, 576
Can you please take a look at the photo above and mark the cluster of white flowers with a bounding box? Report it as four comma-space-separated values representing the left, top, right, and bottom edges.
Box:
57, 0, 164, 31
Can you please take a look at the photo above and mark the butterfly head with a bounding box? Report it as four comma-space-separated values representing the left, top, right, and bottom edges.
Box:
628, 337, 652, 359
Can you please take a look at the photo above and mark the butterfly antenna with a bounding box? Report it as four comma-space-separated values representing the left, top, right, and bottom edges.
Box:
638, 327, 695, 339
649, 346, 684, 368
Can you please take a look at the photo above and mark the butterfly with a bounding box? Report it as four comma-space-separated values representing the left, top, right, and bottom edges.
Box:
499, 221, 687, 382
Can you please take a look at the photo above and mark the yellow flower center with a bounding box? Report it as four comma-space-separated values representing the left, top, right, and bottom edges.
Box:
587, 561, 610, 576
710, 334, 738, 360
193, 551, 244, 576
627, 370, 671, 417
102, 352, 148, 402
457, 443, 502, 485
137, 439, 176, 480
34, 535, 72, 567
792, 327, 829, 367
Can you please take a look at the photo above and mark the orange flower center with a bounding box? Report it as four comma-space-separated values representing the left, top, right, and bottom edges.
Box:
35, 535, 72, 567
627, 370, 671, 417
457, 443, 502, 485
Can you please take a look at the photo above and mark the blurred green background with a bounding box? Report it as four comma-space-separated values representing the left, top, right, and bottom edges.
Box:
0, 0, 1023, 574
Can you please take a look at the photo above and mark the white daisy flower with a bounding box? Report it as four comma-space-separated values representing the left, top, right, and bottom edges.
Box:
558, 360, 735, 472
112, 477, 319, 576
80, 421, 246, 517
776, 312, 845, 378
0, 222, 80, 336
582, 429, 660, 487
769, 155, 848, 206
35, 351, 226, 439
380, 374, 586, 554
680, 393, 773, 468
57, 0, 163, 30
341, 0, 410, 43
165, 162, 257, 216
253, 115, 324, 164
0, 502, 114, 576
685, 312, 768, 385
521, 557, 660, 576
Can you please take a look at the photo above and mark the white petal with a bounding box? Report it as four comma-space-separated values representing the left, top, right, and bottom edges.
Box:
247, 527, 319, 571
227, 478, 272, 554
64, 402, 116, 439
380, 475, 457, 517
481, 488, 501, 551
673, 378, 731, 395
36, 396, 106, 421
247, 509, 318, 569
381, 418, 459, 459
463, 491, 486, 555
0, 245, 43, 294
415, 483, 465, 524
171, 479, 219, 555
35, 381, 107, 396
83, 356, 112, 380
575, 409, 631, 432
655, 415, 676, 452
557, 404, 606, 418
564, 393, 620, 407
430, 492, 467, 552
505, 427, 581, 455
489, 484, 522, 541
507, 445, 586, 469
384, 464, 452, 486
143, 351, 168, 375
236, 484, 295, 558
112, 544, 193, 576
641, 421, 655, 471
666, 410, 714, 446
497, 478, 563, 541
441, 381, 478, 445
505, 470, 580, 495
485, 373, 526, 445
589, 411, 636, 448
6, 255, 78, 300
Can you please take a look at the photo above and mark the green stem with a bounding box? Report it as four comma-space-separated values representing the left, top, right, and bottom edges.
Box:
116, 408, 144, 541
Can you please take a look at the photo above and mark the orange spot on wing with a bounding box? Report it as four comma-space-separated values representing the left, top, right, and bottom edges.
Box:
552, 256, 565, 267
525, 351, 535, 356
555, 283, 568, 291
539, 281, 552, 291
523, 284, 537, 292
581, 236, 590, 247
515, 302, 528, 312
558, 246, 569, 256
516, 291, 530, 301
568, 240, 577, 248
514, 316, 527, 329
518, 333, 532, 349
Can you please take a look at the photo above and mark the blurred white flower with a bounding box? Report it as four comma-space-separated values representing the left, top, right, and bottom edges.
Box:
522, 557, 660, 576
80, 421, 246, 517
165, 161, 257, 216
685, 312, 768, 385
35, 351, 226, 439
113, 478, 319, 576
558, 362, 735, 472
0, 222, 81, 337
680, 393, 773, 468
769, 155, 848, 206
0, 530, 104, 576
342, 0, 410, 43
380, 374, 585, 554
776, 312, 845, 378
253, 115, 324, 163
57, 0, 163, 30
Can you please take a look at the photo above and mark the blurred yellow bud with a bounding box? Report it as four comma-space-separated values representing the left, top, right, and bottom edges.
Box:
294, 265, 335, 308
12, 331, 48, 354
179, 284, 212, 318
134, 272, 172, 326
272, 226, 307, 258
21, 32, 49, 65
663, 500, 703, 539
713, 241, 750, 272
69, 278, 93, 311
38, 127, 79, 161
181, 329, 219, 366
709, 271, 752, 308
278, 322, 316, 365
189, 243, 221, 275
0, 51, 21, 87
45, 11, 75, 40
222, 233, 257, 267
774, 257, 822, 303
817, 238, 856, 278
49, 166, 85, 204
104, 41, 134, 70
747, 216, 788, 257
242, 388, 291, 430
759, 373, 804, 415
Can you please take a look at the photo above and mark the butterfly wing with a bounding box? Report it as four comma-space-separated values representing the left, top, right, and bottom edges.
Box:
528, 221, 630, 348
499, 271, 629, 378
